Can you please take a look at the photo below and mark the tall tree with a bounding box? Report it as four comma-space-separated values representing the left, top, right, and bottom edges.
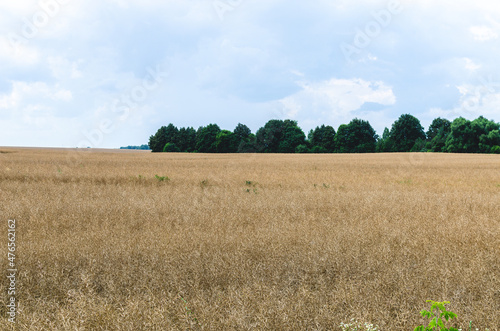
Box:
427, 118, 452, 152
255, 119, 305, 153
376, 127, 393, 152
255, 119, 286, 153
427, 118, 451, 141
237, 133, 257, 153
233, 123, 252, 153
195, 124, 221, 153
176, 127, 197, 152
309, 125, 336, 153
279, 124, 306, 153
389, 114, 426, 152
445, 117, 474, 153
233, 123, 251, 142
334, 118, 378, 153
149, 126, 168, 153
216, 130, 238, 153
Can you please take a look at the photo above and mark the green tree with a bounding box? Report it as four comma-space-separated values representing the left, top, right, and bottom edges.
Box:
471, 116, 500, 153
295, 144, 310, 153
376, 127, 393, 152
278, 123, 306, 153
427, 118, 451, 141
389, 114, 426, 152
426, 118, 452, 152
195, 124, 221, 153
442, 116, 500, 154
479, 130, 500, 153
445, 117, 476, 153
149, 123, 179, 153
256, 119, 285, 153
163, 142, 180, 153
216, 130, 238, 153
334, 118, 378, 153
149, 126, 168, 153
233, 123, 253, 153
176, 127, 197, 152
255, 119, 305, 153
233, 123, 251, 142
237, 133, 257, 153
309, 125, 336, 153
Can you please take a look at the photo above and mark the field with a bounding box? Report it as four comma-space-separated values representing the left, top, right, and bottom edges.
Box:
0, 148, 499, 330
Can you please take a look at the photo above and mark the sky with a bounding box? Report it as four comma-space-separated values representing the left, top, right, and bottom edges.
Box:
1, 0, 500, 148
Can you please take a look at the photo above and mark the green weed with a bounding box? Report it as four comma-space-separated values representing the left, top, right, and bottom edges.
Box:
155, 175, 170, 182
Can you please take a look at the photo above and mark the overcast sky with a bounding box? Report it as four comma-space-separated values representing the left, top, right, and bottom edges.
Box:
1, 0, 500, 148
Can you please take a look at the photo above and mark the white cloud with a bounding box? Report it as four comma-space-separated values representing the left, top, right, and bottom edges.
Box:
277, 78, 396, 128
470, 25, 499, 41
464, 58, 481, 71
47, 56, 83, 80
0, 81, 72, 110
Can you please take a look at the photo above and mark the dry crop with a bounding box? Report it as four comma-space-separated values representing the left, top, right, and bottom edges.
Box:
0, 148, 499, 330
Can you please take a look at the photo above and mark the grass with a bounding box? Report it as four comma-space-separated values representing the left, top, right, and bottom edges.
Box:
0, 149, 498, 330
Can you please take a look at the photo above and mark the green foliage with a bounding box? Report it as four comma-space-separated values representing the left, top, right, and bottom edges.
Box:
196, 124, 221, 153
445, 117, 500, 153
389, 114, 426, 152
256, 119, 305, 153
414, 300, 458, 331
148, 115, 500, 155
295, 144, 310, 153
334, 118, 378, 153
427, 118, 452, 152
179, 295, 199, 326
176, 127, 197, 152
120, 144, 150, 150
149, 126, 168, 153
411, 138, 427, 152
237, 133, 257, 153
309, 124, 336, 152
233, 123, 251, 142
154, 175, 170, 182
215, 130, 238, 153
149, 123, 179, 153
427, 118, 451, 141
163, 142, 180, 153
376, 127, 393, 152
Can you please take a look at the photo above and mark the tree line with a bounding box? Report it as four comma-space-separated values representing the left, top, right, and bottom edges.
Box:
148, 114, 500, 154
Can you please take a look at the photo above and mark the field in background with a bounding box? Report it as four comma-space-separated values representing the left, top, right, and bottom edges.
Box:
0, 148, 499, 330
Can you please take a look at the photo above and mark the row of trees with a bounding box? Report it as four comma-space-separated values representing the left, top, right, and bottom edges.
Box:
148, 115, 500, 154
120, 144, 150, 150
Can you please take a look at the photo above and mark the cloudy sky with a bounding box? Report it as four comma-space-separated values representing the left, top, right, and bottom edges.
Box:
1, 0, 500, 148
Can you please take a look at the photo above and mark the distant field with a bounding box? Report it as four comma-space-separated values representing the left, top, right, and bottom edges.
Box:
1, 148, 499, 330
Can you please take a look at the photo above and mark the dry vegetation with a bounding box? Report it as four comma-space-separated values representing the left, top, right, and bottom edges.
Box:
0, 148, 499, 330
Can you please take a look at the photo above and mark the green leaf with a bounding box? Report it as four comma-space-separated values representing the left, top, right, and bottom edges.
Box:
437, 318, 445, 328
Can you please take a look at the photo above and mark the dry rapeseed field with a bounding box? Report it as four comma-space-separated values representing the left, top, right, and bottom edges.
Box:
0, 148, 499, 330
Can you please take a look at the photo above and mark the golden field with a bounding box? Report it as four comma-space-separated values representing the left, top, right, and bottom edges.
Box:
0, 148, 499, 330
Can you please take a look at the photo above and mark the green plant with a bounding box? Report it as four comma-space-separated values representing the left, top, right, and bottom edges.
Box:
340, 318, 380, 331
414, 300, 458, 331
179, 295, 199, 326
155, 175, 170, 182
